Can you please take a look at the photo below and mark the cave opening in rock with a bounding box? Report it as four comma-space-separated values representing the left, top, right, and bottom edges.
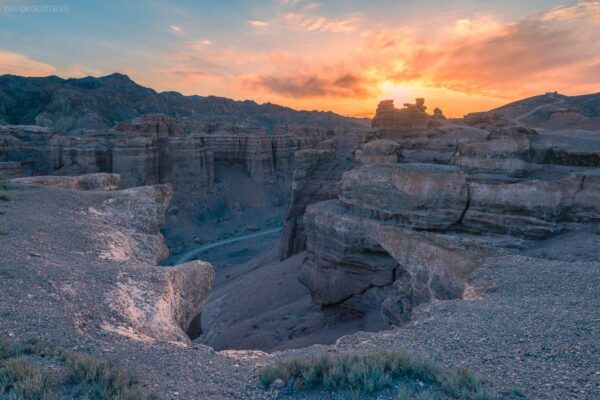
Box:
186, 313, 203, 341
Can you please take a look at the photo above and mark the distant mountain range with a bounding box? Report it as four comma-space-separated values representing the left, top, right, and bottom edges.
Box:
1, 73, 599, 132
0, 73, 370, 132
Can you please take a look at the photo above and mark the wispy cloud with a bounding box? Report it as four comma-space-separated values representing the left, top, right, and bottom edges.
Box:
170, 25, 183, 33
282, 12, 362, 32
0, 51, 56, 76
249, 20, 268, 28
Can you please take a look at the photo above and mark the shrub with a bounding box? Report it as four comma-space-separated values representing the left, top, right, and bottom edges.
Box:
259, 348, 495, 399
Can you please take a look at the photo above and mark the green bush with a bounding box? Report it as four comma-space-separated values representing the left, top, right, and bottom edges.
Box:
259, 348, 495, 399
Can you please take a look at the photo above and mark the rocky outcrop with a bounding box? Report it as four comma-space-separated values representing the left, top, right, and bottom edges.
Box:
371, 99, 431, 130
571, 170, 600, 221
95, 184, 173, 264
12, 173, 120, 191
296, 98, 600, 329
110, 260, 214, 344
462, 175, 582, 238
432, 108, 446, 120
299, 199, 482, 325
339, 163, 469, 229
452, 127, 538, 176
300, 200, 397, 308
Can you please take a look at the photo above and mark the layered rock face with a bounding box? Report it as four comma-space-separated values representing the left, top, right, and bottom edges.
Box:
0, 116, 351, 188
278, 137, 362, 260
0, 73, 369, 187
296, 99, 600, 327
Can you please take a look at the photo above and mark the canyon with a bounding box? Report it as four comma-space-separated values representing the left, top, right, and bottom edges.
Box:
0, 75, 599, 399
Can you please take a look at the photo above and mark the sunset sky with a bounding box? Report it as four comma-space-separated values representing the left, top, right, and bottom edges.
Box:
1, 0, 600, 117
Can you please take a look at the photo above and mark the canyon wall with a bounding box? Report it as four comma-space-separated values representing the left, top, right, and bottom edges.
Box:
294, 104, 600, 328
0, 115, 360, 190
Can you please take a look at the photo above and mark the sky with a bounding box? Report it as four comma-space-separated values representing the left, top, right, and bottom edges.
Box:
1, 0, 600, 117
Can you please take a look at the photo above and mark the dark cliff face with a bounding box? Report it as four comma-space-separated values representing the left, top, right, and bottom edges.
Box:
0, 73, 370, 132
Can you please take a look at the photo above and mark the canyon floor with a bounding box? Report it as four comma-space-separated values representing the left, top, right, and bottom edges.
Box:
1, 182, 598, 399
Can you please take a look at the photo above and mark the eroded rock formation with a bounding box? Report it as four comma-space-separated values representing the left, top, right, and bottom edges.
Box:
294, 97, 600, 328
371, 99, 431, 130
110, 260, 214, 344
7, 172, 215, 344
0, 117, 342, 188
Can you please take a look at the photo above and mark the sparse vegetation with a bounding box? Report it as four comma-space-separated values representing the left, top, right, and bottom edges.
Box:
259, 348, 495, 399
0, 193, 9, 202
0, 337, 150, 400
61, 352, 142, 400
0, 357, 53, 400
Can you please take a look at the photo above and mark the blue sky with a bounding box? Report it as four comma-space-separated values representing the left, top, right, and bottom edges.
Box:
1, 0, 599, 116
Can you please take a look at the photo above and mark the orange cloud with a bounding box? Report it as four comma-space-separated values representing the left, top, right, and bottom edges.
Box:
243, 72, 371, 98
0, 51, 56, 76
136, 1, 600, 117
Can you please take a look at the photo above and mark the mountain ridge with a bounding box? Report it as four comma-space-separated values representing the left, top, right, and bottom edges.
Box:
0, 73, 370, 132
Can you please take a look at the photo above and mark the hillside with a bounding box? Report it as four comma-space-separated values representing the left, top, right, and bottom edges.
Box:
489, 92, 600, 130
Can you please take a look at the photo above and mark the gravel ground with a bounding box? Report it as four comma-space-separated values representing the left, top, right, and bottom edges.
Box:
1, 185, 598, 399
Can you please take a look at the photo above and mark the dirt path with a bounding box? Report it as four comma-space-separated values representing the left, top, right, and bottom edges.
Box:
175, 227, 282, 264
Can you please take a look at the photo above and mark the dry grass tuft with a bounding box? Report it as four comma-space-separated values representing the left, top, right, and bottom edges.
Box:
259, 348, 495, 399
